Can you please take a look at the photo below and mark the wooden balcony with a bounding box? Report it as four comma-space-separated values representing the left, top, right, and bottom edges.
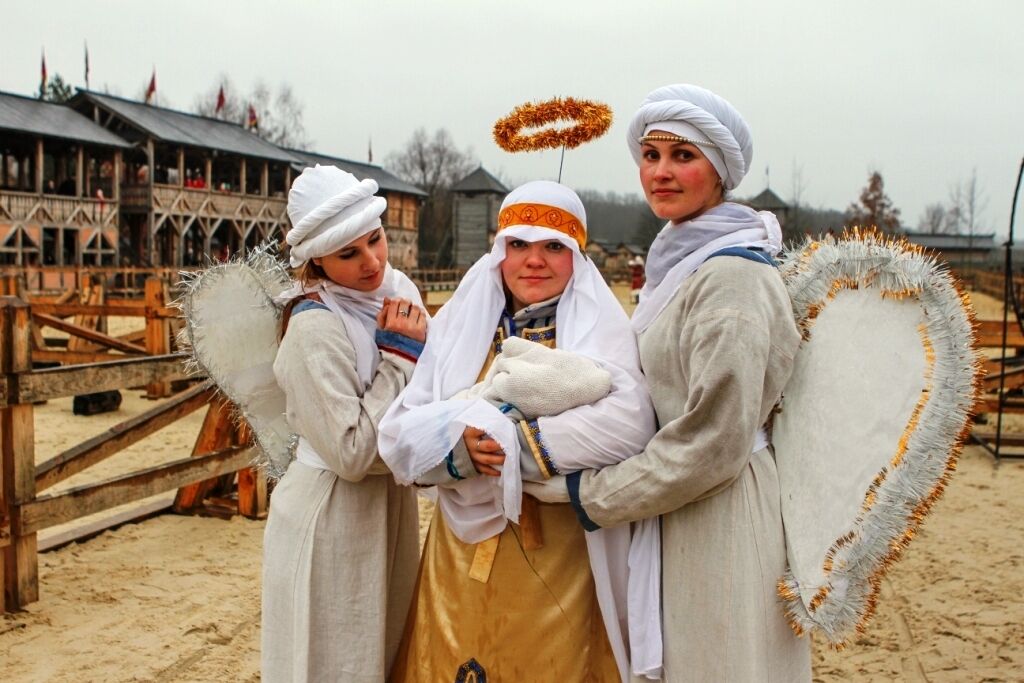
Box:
0, 190, 119, 230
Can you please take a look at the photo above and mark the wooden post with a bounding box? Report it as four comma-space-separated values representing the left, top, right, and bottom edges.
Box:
113, 150, 122, 202
260, 162, 268, 197
75, 146, 84, 198
239, 158, 246, 195
204, 158, 212, 192
0, 297, 38, 611
177, 147, 185, 187
173, 395, 236, 512
144, 278, 170, 398
34, 139, 44, 195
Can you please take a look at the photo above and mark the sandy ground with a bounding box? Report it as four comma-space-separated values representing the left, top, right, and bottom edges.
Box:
2, 290, 1021, 682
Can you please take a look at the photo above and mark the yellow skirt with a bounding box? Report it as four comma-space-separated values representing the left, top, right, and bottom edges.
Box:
390, 499, 618, 682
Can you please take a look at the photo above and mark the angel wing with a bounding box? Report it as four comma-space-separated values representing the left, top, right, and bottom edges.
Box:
180, 244, 296, 479
772, 230, 982, 645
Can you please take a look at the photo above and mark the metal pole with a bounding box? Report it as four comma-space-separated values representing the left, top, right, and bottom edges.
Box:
994, 157, 1024, 459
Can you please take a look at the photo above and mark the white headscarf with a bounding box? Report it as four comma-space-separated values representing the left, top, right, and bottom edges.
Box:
627, 83, 753, 190
627, 85, 783, 334
277, 165, 422, 387
285, 164, 387, 268
378, 180, 661, 680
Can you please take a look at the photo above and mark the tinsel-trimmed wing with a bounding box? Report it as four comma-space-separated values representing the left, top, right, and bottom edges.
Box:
181, 245, 295, 478
773, 230, 982, 646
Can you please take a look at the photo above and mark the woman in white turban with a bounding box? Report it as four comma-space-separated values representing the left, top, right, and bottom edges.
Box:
526, 85, 813, 681
261, 165, 427, 682
379, 180, 659, 682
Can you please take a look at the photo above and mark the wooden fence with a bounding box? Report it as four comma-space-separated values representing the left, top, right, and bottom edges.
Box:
1, 266, 192, 298
0, 296, 266, 613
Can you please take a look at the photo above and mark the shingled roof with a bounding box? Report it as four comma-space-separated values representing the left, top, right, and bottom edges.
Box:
452, 166, 509, 194
71, 90, 299, 163
287, 149, 426, 197
747, 187, 789, 210
0, 91, 131, 148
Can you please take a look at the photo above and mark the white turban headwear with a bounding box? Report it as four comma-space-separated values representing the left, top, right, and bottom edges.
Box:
285, 164, 387, 267
627, 84, 753, 191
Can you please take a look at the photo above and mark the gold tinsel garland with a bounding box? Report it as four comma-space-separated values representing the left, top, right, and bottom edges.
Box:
493, 97, 613, 153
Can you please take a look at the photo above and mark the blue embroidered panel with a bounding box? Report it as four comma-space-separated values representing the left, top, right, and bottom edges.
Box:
455, 658, 487, 682
705, 246, 778, 268
291, 299, 329, 315
525, 419, 560, 477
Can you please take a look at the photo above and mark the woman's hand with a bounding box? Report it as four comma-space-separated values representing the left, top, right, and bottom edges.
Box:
463, 426, 505, 477
377, 297, 427, 342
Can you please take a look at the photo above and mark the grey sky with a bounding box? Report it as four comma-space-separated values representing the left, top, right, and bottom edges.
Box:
3, 1, 1021, 235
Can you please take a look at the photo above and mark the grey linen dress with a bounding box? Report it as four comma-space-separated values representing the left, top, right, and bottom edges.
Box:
261, 305, 420, 683
574, 256, 812, 682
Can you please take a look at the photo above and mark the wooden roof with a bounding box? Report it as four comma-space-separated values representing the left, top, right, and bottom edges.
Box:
747, 187, 789, 210
452, 166, 509, 194
288, 149, 427, 197
0, 90, 131, 149
72, 90, 299, 163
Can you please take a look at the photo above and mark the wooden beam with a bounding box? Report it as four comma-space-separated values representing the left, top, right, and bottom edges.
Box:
0, 299, 37, 609
30, 303, 148, 317
34, 139, 43, 195
18, 446, 254, 534
31, 349, 139, 365
14, 353, 192, 405
33, 313, 146, 354
38, 496, 173, 552
145, 278, 171, 398
35, 381, 214, 492
75, 147, 84, 198
976, 320, 1024, 348
173, 395, 237, 512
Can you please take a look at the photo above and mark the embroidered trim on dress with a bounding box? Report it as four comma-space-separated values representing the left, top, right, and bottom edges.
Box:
522, 418, 559, 479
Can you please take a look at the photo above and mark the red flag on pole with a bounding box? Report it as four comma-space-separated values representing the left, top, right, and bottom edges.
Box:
247, 104, 259, 132
215, 85, 226, 115
40, 49, 47, 99
145, 69, 157, 104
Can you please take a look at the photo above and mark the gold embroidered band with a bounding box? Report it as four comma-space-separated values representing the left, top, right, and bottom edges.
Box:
639, 133, 717, 148
497, 203, 587, 250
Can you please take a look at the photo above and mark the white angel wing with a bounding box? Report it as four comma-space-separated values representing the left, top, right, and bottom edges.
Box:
181, 245, 295, 479
773, 231, 982, 645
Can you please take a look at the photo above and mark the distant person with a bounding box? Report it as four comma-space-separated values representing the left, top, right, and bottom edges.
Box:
629, 255, 645, 304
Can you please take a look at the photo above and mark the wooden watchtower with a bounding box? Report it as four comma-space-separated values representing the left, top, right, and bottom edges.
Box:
451, 166, 508, 269
0, 91, 131, 271
70, 91, 299, 268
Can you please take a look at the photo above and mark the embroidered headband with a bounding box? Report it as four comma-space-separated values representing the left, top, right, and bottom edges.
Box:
497, 203, 587, 250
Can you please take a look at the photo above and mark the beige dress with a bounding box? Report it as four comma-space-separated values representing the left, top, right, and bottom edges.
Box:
575, 256, 813, 682
261, 305, 420, 683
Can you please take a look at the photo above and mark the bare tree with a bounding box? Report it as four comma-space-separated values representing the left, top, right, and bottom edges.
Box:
386, 128, 476, 266
191, 76, 311, 150
846, 170, 902, 232
918, 203, 948, 234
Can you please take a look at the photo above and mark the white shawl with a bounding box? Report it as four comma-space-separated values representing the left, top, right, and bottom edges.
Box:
631, 202, 783, 334
378, 224, 660, 681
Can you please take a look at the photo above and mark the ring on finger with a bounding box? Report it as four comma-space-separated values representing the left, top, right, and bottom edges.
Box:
399, 307, 410, 317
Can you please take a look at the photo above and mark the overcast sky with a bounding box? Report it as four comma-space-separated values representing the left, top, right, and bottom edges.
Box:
3, 1, 1021, 235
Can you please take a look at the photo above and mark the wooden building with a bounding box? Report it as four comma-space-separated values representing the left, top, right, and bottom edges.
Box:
451, 166, 508, 268
287, 150, 426, 271
903, 231, 997, 271
745, 187, 790, 228
70, 91, 299, 267
0, 91, 132, 267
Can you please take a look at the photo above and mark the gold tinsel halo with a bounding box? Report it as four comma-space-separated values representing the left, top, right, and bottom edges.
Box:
493, 97, 613, 153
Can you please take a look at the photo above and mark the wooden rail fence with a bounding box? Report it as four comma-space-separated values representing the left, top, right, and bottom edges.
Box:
0, 296, 266, 614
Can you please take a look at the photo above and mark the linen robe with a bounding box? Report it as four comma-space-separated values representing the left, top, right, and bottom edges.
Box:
261, 305, 420, 683
574, 255, 812, 682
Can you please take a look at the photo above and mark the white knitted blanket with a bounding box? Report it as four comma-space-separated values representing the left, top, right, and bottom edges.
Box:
454, 336, 612, 418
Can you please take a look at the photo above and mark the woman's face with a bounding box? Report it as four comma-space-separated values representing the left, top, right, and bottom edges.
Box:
312, 228, 388, 291
639, 134, 723, 223
500, 237, 575, 311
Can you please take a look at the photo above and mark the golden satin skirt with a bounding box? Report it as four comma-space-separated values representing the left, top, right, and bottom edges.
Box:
389, 500, 618, 682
